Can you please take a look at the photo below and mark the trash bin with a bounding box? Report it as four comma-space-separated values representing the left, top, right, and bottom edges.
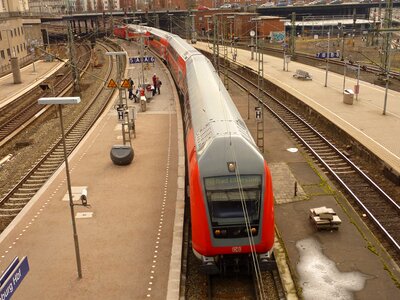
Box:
343, 89, 354, 105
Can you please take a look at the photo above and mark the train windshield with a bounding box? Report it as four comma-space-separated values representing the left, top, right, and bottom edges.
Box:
204, 175, 262, 225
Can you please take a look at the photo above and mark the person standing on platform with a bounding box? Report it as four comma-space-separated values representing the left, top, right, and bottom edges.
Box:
156, 77, 162, 95
152, 73, 157, 96
128, 77, 134, 100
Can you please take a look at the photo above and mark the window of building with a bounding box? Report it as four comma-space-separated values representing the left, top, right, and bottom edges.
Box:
7, 49, 11, 57
17, 45, 20, 53
14, 29, 17, 36
0, 50, 5, 59
18, 28, 20, 36
10, 30, 13, 38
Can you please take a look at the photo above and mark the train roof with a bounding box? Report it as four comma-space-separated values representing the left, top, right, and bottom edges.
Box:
186, 55, 256, 155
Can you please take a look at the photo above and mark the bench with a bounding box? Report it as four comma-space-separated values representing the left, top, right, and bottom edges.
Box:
293, 69, 312, 80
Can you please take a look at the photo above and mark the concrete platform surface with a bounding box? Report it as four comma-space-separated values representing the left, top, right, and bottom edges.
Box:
0, 60, 66, 109
0, 42, 184, 299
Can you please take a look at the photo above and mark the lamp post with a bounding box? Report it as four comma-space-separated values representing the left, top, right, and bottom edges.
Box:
37, 96, 83, 279
227, 16, 234, 54
251, 18, 261, 61
324, 31, 330, 87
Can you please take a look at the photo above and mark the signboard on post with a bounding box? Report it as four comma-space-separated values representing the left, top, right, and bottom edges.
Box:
316, 52, 340, 59
129, 56, 155, 64
255, 107, 262, 121
0, 256, 29, 300
116, 105, 125, 123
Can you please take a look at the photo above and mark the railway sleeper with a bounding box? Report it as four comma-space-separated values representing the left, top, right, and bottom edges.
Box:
22, 182, 44, 188
3, 202, 26, 209
0, 213, 19, 218
33, 170, 54, 175
25, 178, 46, 184
30, 175, 51, 180
46, 156, 64, 162
18, 187, 40, 193
8, 197, 30, 203
0, 207, 22, 215
12, 192, 36, 198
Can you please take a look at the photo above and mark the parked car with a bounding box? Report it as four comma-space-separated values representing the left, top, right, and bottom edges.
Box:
328, 0, 342, 4
308, 0, 327, 5
197, 5, 210, 10
293, 0, 305, 5
276, 0, 288, 6
258, 2, 275, 7
219, 3, 232, 9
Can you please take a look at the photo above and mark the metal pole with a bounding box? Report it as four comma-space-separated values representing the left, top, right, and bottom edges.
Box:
255, 21, 258, 62
58, 104, 82, 279
356, 64, 360, 101
283, 48, 286, 71
251, 35, 254, 60
324, 31, 330, 87
341, 27, 345, 61
140, 33, 145, 85
343, 60, 346, 92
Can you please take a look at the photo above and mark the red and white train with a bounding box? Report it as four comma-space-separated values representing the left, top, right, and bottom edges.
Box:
114, 25, 275, 273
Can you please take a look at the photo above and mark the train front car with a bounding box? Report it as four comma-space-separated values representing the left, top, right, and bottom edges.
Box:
186, 55, 274, 274
132, 25, 275, 273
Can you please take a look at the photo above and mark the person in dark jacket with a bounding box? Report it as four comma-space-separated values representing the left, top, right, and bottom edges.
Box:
156, 77, 162, 95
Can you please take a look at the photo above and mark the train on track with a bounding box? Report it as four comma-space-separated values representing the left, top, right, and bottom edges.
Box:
114, 25, 275, 273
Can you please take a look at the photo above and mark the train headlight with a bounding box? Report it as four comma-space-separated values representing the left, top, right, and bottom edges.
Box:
227, 162, 236, 172
215, 229, 221, 236
251, 227, 257, 235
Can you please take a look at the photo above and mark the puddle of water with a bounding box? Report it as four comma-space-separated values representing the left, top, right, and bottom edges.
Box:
296, 237, 368, 300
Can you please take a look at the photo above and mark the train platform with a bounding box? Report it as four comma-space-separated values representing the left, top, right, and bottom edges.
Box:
0, 40, 184, 299
0, 60, 66, 109
194, 42, 400, 179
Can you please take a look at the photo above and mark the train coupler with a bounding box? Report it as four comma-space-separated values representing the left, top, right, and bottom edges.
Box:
200, 256, 219, 274
258, 251, 277, 271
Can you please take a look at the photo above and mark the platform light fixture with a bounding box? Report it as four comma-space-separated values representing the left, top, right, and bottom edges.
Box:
38, 96, 83, 279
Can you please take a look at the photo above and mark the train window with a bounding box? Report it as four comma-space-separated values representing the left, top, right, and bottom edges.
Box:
204, 175, 261, 226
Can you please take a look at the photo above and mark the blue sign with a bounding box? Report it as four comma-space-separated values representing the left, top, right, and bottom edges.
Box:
129, 56, 155, 64
316, 52, 340, 59
0, 257, 29, 300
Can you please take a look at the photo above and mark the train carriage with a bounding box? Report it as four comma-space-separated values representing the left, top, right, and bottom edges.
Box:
114, 25, 275, 273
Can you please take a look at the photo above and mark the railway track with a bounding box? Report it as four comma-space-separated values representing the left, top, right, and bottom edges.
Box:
0, 43, 92, 146
223, 63, 400, 258
207, 267, 285, 300
0, 40, 121, 230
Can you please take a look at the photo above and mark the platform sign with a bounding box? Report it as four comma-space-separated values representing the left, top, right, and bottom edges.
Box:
121, 79, 130, 89
255, 107, 262, 120
116, 106, 125, 123
129, 56, 155, 64
0, 256, 29, 300
316, 52, 340, 59
107, 79, 118, 88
